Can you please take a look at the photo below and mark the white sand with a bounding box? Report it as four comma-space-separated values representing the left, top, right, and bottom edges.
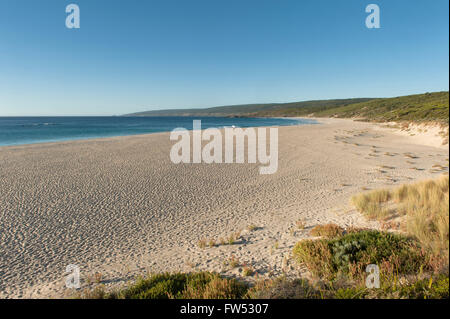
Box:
376, 121, 449, 149
0, 118, 448, 298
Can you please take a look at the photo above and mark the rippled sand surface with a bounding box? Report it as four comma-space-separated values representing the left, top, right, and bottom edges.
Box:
0, 118, 448, 298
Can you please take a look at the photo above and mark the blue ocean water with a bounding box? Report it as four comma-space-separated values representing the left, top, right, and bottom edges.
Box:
0, 116, 317, 147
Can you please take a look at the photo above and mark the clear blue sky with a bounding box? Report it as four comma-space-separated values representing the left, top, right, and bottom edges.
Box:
0, 0, 448, 116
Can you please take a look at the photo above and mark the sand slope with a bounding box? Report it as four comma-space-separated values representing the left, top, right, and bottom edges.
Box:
0, 118, 448, 298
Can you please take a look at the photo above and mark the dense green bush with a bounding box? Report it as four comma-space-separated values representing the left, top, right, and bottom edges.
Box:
293, 230, 429, 281
106, 272, 248, 299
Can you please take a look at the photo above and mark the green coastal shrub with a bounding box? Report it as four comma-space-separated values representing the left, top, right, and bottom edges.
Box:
293, 230, 429, 281
105, 272, 247, 299
247, 277, 321, 299
78, 268, 448, 299
246, 273, 449, 299
332, 274, 449, 299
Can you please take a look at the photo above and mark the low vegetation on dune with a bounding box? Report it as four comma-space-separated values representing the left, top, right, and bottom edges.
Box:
126, 91, 449, 124
309, 223, 345, 238
351, 175, 449, 260
125, 98, 372, 117
293, 230, 429, 281
79, 272, 248, 299
291, 225, 448, 298
78, 176, 449, 299
80, 251, 448, 300
254, 92, 449, 123
271, 175, 448, 299
249, 98, 374, 118
310, 91, 449, 123
247, 273, 449, 299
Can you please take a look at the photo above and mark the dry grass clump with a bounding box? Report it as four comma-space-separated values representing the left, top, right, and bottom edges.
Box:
227, 231, 240, 245
247, 277, 320, 299
351, 189, 391, 220
197, 239, 207, 249
180, 275, 247, 299
351, 175, 449, 261
93, 272, 102, 284
309, 223, 344, 238
296, 219, 306, 229
223, 255, 240, 269
242, 265, 255, 277
289, 228, 296, 236
95, 272, 248, 299
199, 230, 243, 249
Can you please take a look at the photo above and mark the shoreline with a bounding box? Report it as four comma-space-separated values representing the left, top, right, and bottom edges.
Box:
0, 117, 316, 149
0, 118, 448, 298
1, 116, 447, 150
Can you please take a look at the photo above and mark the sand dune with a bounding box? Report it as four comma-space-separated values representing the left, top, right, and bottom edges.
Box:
0, 118, 448, 298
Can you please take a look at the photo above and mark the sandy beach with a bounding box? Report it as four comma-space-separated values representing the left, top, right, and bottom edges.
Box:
0, 118, 448, 298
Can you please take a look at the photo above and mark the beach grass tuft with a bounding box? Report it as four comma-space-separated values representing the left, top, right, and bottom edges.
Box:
352, 175, 449, 258
309, 223, 344, 238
